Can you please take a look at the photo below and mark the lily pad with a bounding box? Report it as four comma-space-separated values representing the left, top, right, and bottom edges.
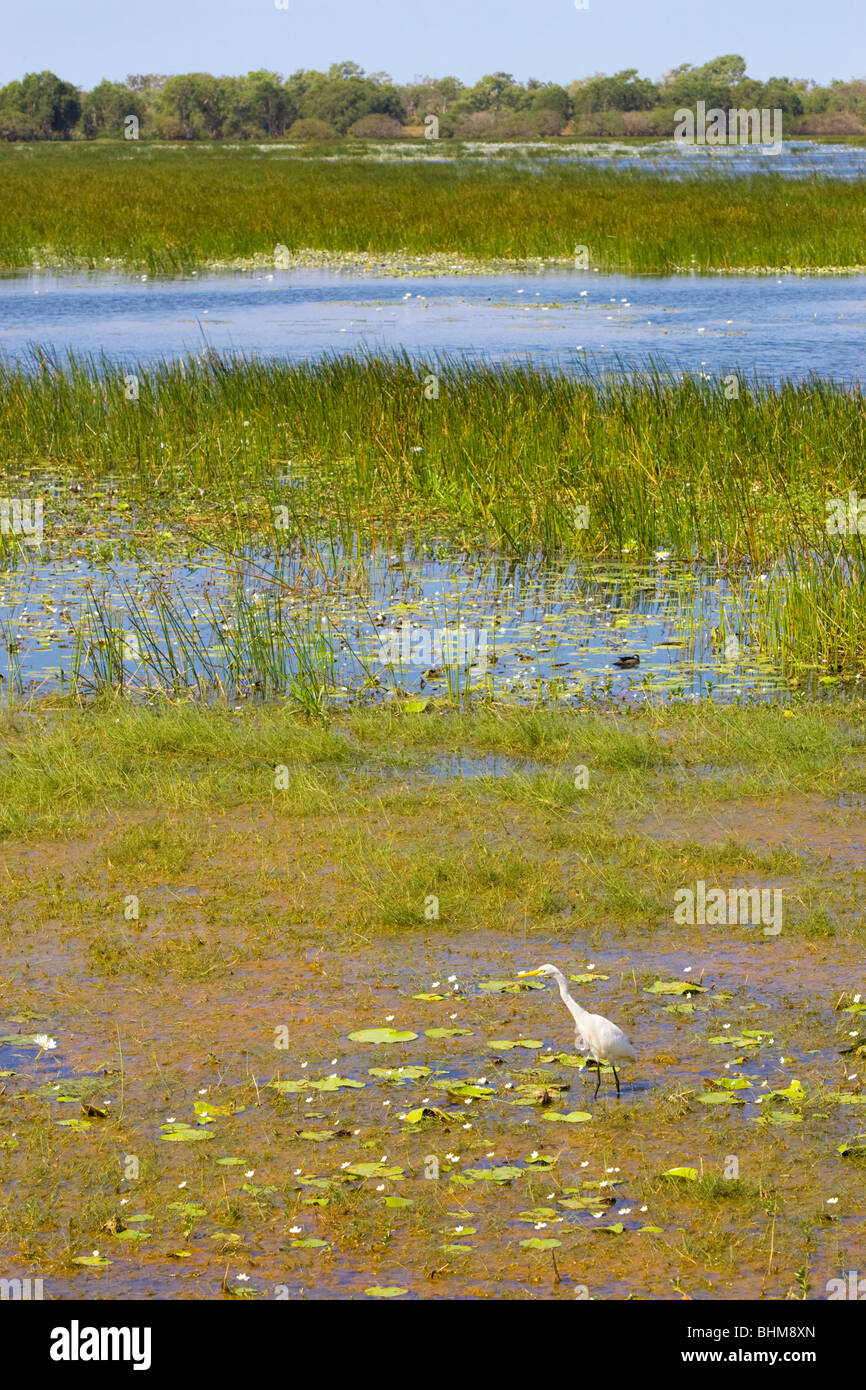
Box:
753, 1109, 803, 1125
404, 1106, 458, 1124
425, 1028, 472, 1039
662, 1166, 698, 1181
765, 1079, 806, 1104
838, 1135, 866, 1157
487, 1039, 543, 1050
369, 1066, 430, 1081
695, 1091, 746, 1105
161, 1123, 214, 1142
309, 1077, 365, 1092
349, 1029, 418, 1044
345, 1163, 405, 1180
464, 1165, 523, 1183
559, 1195, 615, 1210
480, 979, 543, 993
540, 1110, 592, 1123
593, 1223, 625, 1235
520, 1237, 561, 1250
646, 980, 707, 995
432, 1081, 494, 1099
71, 1255, 112, 1267
365, 1286, 407, 1297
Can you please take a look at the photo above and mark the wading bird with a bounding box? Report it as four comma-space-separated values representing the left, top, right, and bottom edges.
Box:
518, 965, 636, 1098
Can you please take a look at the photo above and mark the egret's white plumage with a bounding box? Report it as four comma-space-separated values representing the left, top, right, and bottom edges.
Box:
519, 964, 636, 1098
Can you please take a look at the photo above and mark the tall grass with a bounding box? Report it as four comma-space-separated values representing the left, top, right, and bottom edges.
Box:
72, 584, 341, 709
1, 144, 865, 272
2, 354, 864, 679
2, 352, 863, 562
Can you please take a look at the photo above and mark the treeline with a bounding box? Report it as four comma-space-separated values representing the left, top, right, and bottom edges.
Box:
2, 56, 866, 141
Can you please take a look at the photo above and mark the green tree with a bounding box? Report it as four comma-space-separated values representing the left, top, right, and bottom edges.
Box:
0, 70, 81, 139
80, 80, 146, 138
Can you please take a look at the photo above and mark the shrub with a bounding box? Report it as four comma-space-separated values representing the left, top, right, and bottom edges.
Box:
454, 110, 497, 138
348, 114, 407, 139
288, 117, 338, 141
798, 112, 865, 135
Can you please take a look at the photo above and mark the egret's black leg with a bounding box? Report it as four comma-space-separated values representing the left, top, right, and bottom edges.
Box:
613, 1066, 621, 1098
593, 1064, 602, 1099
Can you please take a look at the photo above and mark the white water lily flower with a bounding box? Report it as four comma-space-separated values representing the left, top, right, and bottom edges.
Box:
235, 1272, 249, 1281
34, 1034, 57, 1050
245, 1170, 255, 1178
289, 1226, 302, 1234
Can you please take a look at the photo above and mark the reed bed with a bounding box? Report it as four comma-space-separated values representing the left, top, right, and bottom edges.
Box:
2, 354, 864, 687
1, 143, 865, 273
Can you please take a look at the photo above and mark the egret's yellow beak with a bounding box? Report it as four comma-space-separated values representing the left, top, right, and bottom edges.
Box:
517, 969, 543, 977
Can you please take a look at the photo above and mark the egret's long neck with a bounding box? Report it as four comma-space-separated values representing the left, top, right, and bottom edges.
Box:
553, 971, 590, 1029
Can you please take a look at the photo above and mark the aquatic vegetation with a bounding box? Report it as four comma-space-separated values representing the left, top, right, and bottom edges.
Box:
2, 354, 863, 691
2, 144, 866, 273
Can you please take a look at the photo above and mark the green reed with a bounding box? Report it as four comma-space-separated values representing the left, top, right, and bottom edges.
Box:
4, 354, 865, 678
1, 143, 865, 273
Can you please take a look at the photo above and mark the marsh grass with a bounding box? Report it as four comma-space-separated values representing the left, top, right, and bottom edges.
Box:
3, 355, 865, 678
2, 144, 866, 273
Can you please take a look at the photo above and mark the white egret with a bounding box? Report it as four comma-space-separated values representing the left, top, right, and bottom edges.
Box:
519, 964, 636, 1098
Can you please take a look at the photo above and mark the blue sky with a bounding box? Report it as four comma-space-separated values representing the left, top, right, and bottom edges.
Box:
2, 0, 864, 89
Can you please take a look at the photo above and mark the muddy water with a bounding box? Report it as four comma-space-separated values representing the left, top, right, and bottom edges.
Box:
2, 928, 863, 1300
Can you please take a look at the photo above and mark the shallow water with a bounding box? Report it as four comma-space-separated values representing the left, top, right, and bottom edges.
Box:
254, 138, 866, 180
0, 530, 804, 703
2, 267, 865, 383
